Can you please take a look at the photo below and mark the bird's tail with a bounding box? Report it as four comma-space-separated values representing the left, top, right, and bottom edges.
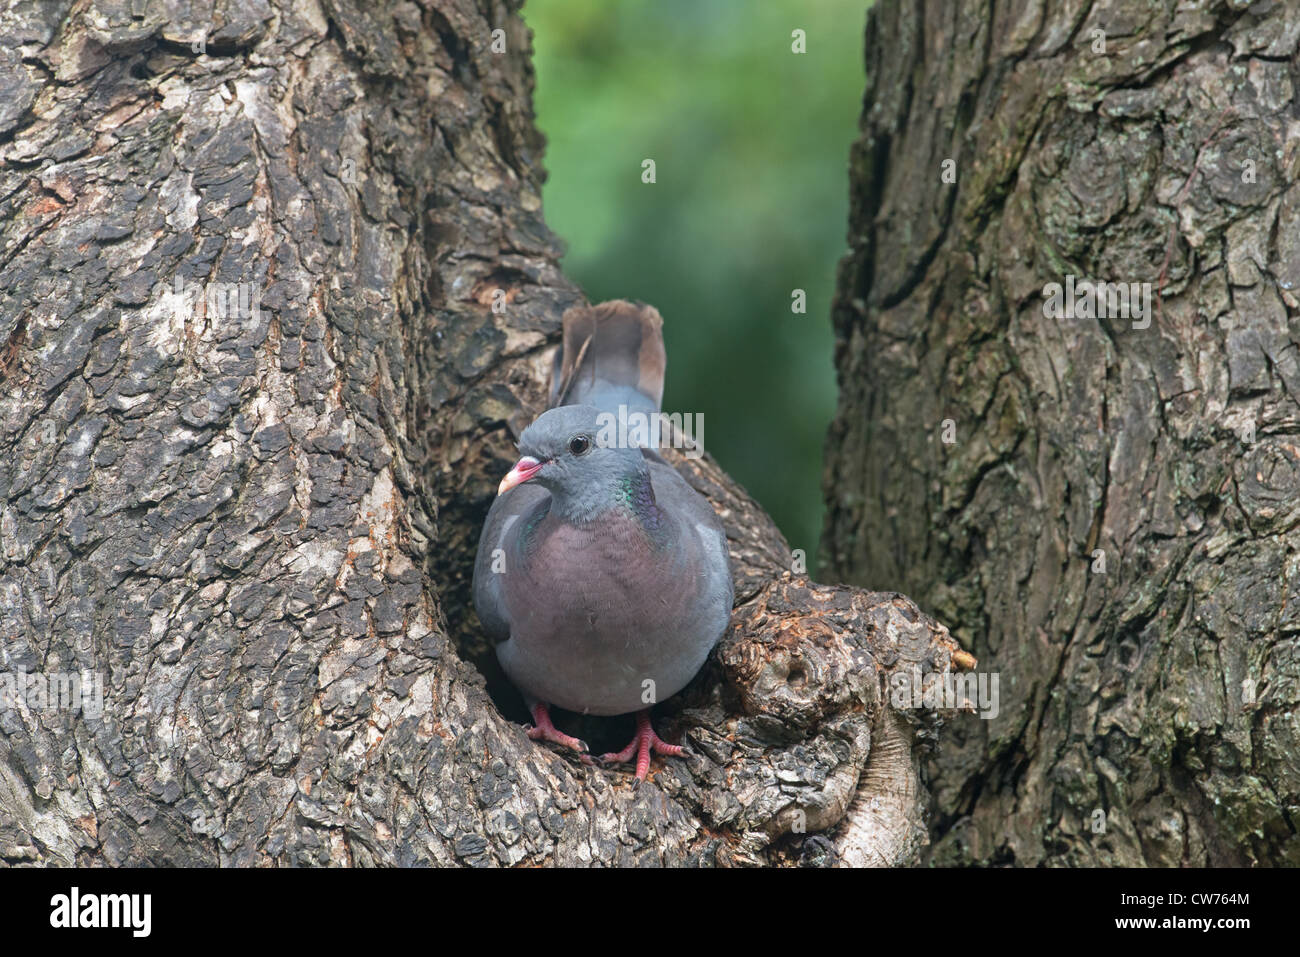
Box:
549, 300, 666, 417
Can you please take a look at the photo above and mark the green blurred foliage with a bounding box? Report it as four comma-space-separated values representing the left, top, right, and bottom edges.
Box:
525, 0, 868, 578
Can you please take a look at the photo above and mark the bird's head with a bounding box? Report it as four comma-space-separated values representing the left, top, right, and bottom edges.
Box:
497, 405, 644, 506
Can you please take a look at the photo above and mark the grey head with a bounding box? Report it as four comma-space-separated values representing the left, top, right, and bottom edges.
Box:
501, 405, 650, 523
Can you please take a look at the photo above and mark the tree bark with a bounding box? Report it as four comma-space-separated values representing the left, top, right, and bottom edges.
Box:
0, 0, 965, 866
825, 0, 1300, 866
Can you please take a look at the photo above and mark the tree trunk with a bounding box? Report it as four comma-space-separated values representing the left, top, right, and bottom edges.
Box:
825, 0, 1300, 866
0, 0, 965, 867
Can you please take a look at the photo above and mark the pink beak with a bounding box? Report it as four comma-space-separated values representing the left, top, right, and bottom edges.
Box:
497, 456, 544, 496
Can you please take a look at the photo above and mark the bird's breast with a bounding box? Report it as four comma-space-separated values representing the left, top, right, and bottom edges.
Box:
514, 512, 677, 624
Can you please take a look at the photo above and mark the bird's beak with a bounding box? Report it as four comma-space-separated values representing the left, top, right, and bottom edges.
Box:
497, 456, 544, 496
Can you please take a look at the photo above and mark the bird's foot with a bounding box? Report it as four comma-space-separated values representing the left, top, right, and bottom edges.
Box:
598, 709, 684, 780
525, 702, 588, 754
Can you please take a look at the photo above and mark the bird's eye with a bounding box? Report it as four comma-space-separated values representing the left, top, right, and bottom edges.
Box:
568, 435, 592, 456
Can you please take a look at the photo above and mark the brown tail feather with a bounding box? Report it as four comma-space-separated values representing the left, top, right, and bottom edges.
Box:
549, 300, 666, 412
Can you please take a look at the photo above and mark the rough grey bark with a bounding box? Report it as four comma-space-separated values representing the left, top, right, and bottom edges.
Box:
0, 0, 967, 866
825, 0, 1300, 866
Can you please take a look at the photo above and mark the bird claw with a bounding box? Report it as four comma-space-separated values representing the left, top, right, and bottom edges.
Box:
526, 726, 588, 754
525, 703, 587, 754
598, 710, 685, 781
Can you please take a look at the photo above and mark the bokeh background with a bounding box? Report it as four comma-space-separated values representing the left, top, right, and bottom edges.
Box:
525, 1, 868, 578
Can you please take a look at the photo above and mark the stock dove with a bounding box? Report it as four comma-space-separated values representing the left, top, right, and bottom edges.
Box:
473, 301, 733, 779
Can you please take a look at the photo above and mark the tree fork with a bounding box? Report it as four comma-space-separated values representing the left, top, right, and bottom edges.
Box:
0, 0, 966, 866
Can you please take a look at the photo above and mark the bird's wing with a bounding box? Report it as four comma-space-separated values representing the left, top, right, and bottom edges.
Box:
648, 460, 735, 612
472, 482, 549, 641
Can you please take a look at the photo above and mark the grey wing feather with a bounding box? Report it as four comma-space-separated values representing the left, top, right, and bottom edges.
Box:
472, 483, 549, 641
648, 461, 734, 612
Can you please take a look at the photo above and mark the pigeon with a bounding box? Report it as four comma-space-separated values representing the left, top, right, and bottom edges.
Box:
473, 300, 734, 779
